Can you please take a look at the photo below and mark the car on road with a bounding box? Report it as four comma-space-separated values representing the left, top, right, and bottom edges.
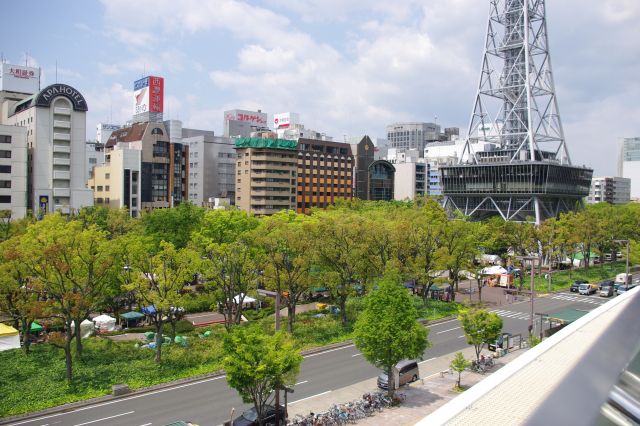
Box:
599, 283, 614, 297
570, 280, 588, 292
377, 359, 420, 389
232, 405, 286, 426
579, 283, 598, 295
617, 284, 636, 295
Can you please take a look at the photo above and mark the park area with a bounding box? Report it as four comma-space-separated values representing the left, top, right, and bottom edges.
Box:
0, 295, 462, 418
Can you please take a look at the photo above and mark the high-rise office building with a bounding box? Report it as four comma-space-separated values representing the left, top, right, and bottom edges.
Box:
234, 137, 297, 215
619, 137, 640, 200
105, 121, 188, 210
296, 138, 353, 213
350, 136, 395, 201
386, 122, 440, 155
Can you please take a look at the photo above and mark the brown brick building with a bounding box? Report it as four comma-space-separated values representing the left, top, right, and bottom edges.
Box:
296, 138, 354, 214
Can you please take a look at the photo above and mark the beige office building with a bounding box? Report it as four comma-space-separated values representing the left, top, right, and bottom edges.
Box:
87, 143, 141, 216
234, 138, 297, 215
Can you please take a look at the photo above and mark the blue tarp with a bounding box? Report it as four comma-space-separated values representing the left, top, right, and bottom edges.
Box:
142, 305, 156, 315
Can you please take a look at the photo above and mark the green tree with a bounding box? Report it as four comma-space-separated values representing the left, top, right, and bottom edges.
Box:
313, 212, 369, 326
14, 214, 116, 381
254, 211, 315, 333
0, 238, 44, 354
193, 209, 260, 246
142, 202, 205, 249
354, 272, 429, 398
440, 220, 480, 298
223, 327, 302, 426
459, 309, 503, 363
450, 352, 470, 389
200, 240, 262, 332
126, 240, 198, 363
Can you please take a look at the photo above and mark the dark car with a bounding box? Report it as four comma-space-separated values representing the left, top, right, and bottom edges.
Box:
570, 280, 588, 293
232, 405, 286, 426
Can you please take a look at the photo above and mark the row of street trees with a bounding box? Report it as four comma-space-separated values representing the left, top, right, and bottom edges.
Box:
0, 200, 638, 383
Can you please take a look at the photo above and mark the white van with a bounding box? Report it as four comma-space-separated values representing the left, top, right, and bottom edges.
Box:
616, 273, 631, 285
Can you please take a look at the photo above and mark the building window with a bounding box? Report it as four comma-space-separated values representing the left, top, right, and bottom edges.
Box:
0, 135, 10, 144
0, 181, 10, 188
97, 186, 103, 191
0, 150, 11, 158
0, 195, 10, 203
0, 165, 11, 173
96, 198, 103, 204
105, 173, 110, 179
105, 185, 110, 191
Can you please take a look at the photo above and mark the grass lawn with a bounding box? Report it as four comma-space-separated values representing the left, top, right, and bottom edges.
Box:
0, 295, 461, 418
0, 326, 227, 418
532, 261, 628, 293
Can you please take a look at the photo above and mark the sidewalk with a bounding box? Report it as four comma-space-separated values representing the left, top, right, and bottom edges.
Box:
288, 346, 528, 425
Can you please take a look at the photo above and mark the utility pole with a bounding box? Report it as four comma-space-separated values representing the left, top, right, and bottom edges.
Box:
614, 240, 630, 285
520, 256, 537, 336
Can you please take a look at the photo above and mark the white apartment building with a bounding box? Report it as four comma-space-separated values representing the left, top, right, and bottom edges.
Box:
6, 84, 93, 214
587, 177, 631, 205
0, 124, 27, 218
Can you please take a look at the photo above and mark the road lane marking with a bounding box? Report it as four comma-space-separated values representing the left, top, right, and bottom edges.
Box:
303, 345, 354, 358
430, 319, 458, 326
73, 411, 134, 426
8, 376, 228, 426
457, 335, 465, 339
289, 390, 332, 405
295, 380, 308, 386
352, 353, 363, 357
139, 424, 152, 426
419, 357, 436, 364
436, 326, 461, 334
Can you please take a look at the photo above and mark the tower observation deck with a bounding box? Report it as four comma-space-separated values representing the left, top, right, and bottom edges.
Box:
441, 0, 592, 224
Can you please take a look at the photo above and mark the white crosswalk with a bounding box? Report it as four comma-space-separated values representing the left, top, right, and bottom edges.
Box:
550, 293, 607, 305
489, 309, 531, 321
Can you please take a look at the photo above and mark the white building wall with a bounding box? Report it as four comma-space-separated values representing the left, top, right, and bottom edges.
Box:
393, 162, 417, 201
8, 92, 93, 214
0, 124, 27, 218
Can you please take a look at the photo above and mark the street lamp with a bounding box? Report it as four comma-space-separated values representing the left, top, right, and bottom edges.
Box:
519, 256, 538, 336
614, 240, 630, 285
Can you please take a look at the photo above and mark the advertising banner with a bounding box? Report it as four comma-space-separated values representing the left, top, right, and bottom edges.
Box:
133, 76, 163, 115
224, 109, 267, 126
0, 64, 40, 94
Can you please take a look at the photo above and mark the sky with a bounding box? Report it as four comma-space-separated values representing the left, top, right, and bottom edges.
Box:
1, 0, 639, 176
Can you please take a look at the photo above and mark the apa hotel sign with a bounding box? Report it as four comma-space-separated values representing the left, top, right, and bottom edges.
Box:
35, 84, 88, 112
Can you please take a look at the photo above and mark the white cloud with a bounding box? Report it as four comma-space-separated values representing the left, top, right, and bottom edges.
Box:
94, 0, 639, 175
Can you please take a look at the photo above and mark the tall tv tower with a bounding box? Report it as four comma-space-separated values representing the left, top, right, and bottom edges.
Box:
441, 0, 593, 224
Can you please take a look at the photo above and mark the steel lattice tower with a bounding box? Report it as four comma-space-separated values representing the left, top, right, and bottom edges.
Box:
441, 0, 592, 224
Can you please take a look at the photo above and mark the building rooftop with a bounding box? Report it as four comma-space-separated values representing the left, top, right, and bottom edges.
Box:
234, 137, 297, 150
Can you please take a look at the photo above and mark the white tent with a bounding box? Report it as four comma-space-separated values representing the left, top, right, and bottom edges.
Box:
71, 319, 95, 338
0, 324, 20, 352
233, 294, 257, 306
481, 265, 508, 275
93, 314, 117, 332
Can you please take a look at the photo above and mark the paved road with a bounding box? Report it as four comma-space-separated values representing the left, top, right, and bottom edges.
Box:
3, 291, 616, 426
